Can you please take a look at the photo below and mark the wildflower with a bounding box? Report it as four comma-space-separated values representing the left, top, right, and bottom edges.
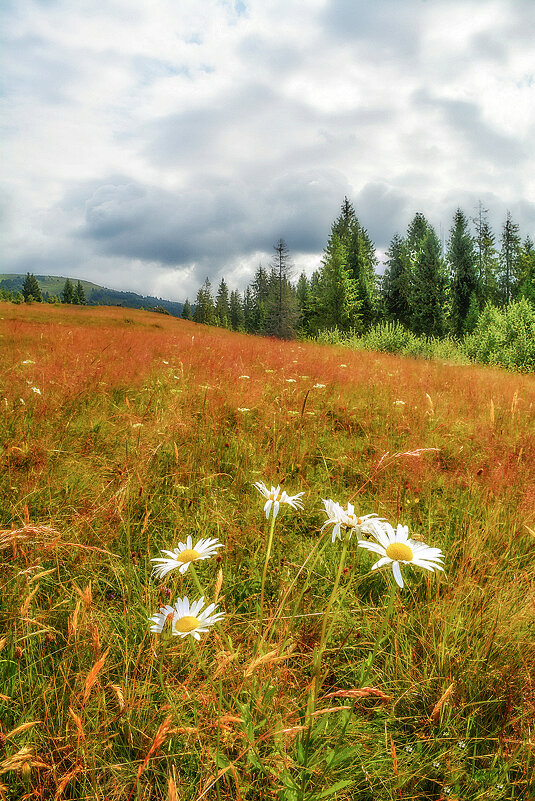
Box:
21, 359, 35, 365
31, 387, 41, 395
151, 536, 224, 578
393, 400, 406, 407
313, 383, 326, 389
237, 407, 250, 412
253, 481, 304, 520
457, 740, 466, 750
238, 375, 250, 379
358, 521, 445, 589
321, 499, 382, 543
149, 596, 224, 640
286, 378, 296, 383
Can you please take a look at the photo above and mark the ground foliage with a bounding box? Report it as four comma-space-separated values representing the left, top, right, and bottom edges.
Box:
0, 303, 534, 800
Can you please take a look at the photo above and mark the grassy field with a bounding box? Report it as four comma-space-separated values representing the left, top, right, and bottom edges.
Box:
1, 302, 534, 801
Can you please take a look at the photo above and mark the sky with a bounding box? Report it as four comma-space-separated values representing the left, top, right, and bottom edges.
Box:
1, 0, 534, 303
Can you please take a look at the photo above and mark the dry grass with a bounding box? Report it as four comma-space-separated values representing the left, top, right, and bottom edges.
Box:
1, 302, 534, 800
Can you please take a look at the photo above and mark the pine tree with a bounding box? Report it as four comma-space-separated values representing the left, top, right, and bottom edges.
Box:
22, 273, 42, 302
193, 279, 216, 325
243, 287, 255, 333
295, 272, 313, 336
405, 213, 429, 261
265, 239, 300, 339
499, 211, 521, 304
181, 298, 192, 320
382, 234, 412, 326
347, 224, 379, 328
74, 280, 86, 305
62, 278, 74, 304
215, 279, 231, 328
448, 209, 479, 336
410, 227, 449, 337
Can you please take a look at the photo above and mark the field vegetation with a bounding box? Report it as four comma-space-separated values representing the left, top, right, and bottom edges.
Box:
1, 303, 534, 800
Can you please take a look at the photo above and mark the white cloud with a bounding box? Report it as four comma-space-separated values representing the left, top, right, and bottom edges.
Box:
1, 0, 534, 299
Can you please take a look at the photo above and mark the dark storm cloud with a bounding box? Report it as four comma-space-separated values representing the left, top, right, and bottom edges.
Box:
73, 167, 351, 267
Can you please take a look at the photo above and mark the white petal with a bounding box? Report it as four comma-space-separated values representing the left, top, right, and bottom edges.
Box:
273, 500, 280, 519
358, 540, 387, 556
392, 561, 404, 588
370, 556, 392, 570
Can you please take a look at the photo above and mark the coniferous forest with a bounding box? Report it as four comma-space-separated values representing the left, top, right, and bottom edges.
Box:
185, 199, 535, 371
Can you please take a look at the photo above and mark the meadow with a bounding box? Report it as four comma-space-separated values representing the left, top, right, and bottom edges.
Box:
1, 302, 534, 801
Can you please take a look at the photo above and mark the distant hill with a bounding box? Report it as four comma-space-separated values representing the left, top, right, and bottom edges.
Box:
0, 274, 184, 317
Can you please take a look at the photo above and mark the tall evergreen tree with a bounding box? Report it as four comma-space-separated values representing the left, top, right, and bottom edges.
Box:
295, 272, 313, 336
348, 224, 379, 327
447, 209, 479, 336
249, 264, 270, 333
405, 212, 429, 261
517, 236, 535, 306
74, 280, 86, 305
382, 233, 412, 326
181, 298, 192, 320
499, 211, 521, 304
62, 278, 74, 304
229, 290, 245, 331
410, 227, 449, 337
193, 278, 216, 325
312, 233, 361, 332
243, 286, 255, 333
215, 278, 231, 328
472, 201, 499, 305
22, 273, 42, 302
265, 239, 299, 339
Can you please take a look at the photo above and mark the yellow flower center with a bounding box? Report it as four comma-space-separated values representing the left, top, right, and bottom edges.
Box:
174, 615, 200, 633
269, 490, 283, 502
386, 542, 413, 562
176, 549, 200, 563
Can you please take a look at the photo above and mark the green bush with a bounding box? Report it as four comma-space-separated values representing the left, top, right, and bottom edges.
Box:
463, 299, 535, 372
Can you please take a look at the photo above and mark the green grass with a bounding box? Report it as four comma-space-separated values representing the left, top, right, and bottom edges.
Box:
0, 303, 534, 800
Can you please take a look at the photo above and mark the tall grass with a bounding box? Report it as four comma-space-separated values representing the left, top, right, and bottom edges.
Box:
1, 303, 534, 800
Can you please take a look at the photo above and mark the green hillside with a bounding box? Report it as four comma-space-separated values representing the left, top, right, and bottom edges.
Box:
0, 273, 184, 317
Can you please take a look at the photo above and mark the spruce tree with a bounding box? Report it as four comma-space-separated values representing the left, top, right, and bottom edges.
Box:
410, 227, 449, 337
193, 279, 216, 325
517, 237, 535, 306
382, 234, 412, 326
250, 265, 270, 333
215, 279, 231, 328
181, 298, 192, 320
22, 273, 42, 302
448, 209, 479, 336
229, 290, 245, 331
62, 278, 74, 304
499, 211, 521, 304
295, 272, 313, 336
313, 233, 361, 332
74, 280, 86, 305
472, 202, 499, 305
265, 239, 299, 339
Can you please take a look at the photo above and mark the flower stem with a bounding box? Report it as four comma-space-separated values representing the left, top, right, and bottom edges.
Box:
259, 514, 276, 628
311, 536, 349, 704
189, 564, 205, 599
359, 580, 397, 686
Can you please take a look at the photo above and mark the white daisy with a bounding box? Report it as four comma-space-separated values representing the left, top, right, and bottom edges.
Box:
253, 481, 305, 520
321, 499, 382, 543
151, 536, 224, 578
358, 521, 445, 589
149, 596, 224, 640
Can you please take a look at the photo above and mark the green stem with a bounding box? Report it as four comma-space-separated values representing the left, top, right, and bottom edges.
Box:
359, 580, 397, 687
311, 536, 349, 704
189, 564, 205, 599
259, 514, 276, 628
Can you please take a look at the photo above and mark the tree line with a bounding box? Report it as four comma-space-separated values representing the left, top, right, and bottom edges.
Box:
186, 199, 534, 340
0, 275, 86, 306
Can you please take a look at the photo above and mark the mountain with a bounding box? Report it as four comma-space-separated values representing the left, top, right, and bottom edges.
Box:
0, 274, 184, 317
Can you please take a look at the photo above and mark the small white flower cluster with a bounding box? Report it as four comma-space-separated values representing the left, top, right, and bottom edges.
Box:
253, 480, 445, 590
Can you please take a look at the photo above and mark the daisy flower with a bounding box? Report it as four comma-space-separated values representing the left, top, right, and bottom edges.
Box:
253, 481, 304, 520
149, 596, 224, 640
151, 536, 224, 578
321, 499, 382, 543
358, 521, 445, 589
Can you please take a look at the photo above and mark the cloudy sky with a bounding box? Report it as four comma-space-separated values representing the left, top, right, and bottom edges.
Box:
1, 0, 534, 302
